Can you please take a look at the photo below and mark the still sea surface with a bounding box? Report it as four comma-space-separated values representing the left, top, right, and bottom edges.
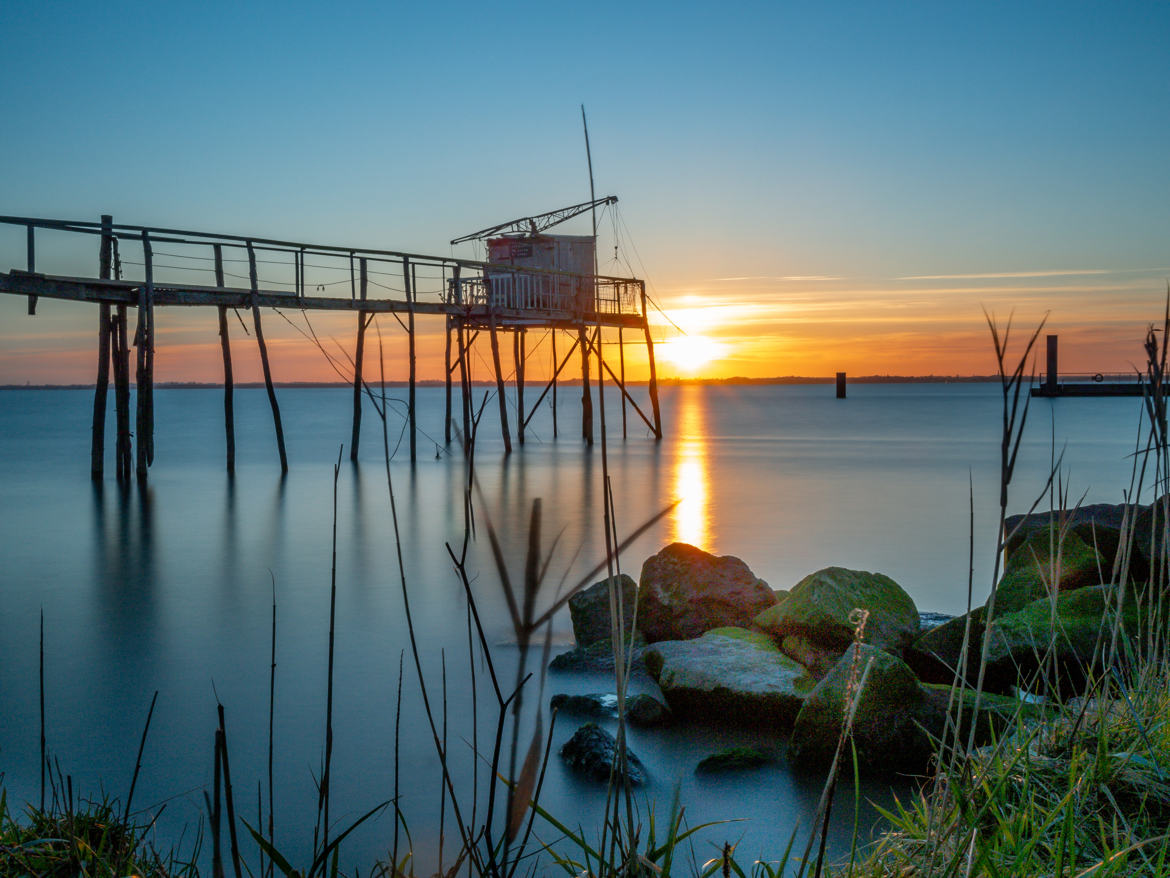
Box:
0, 382, 1148, 873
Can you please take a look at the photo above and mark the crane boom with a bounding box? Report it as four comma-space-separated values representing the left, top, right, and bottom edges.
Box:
450, 195, 617, 246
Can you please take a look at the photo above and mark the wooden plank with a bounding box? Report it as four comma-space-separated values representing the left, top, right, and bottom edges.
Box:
579, 324, 593, 445
247, 242, 289, 473
135, 230, 155, 479
641, 289, 662, 440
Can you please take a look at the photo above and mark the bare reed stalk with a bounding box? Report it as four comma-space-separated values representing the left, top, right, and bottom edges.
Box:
315, 446, 343, 857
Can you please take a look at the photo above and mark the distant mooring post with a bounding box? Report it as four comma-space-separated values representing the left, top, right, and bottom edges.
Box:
836, 372, 847, 399
1046, 334, 1058, 395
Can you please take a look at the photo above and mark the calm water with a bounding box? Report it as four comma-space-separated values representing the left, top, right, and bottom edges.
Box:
0, 383, 1147, 872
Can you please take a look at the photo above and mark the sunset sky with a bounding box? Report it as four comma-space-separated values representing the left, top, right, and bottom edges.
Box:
1, 1, 1167, 384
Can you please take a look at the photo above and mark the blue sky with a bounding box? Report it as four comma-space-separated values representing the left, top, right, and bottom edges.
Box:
2, 1, 1168, 379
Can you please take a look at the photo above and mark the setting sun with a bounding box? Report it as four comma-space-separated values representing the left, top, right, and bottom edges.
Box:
659, 334, 728, 373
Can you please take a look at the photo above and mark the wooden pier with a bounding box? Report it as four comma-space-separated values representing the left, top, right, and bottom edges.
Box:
0, 214, 663, 482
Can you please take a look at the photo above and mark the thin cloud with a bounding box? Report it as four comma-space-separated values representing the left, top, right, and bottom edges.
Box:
713, 275, 843, 282
896, 267, 1170, 281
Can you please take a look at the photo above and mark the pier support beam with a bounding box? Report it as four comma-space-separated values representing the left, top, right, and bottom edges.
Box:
404, 259, 417, 463
214, 245, 235, 473
640, 289, 663, 440
247, 242, 289, 474
350, 258, 368, 462
1046, 335, 1058, 395
618, 327, 627, 439
579, 324, 593, 445
551, 330, 559, 438
488, 310, 512, 454
515, 328, 526, 446
444, 314, 453, 445
91, 214, 113, 479
458, 318, 471, 452
135, 231, 156, 480
114, 305, 132, 481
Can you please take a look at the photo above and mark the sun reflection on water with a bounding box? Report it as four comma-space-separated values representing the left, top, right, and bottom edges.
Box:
670, 385, 710, 549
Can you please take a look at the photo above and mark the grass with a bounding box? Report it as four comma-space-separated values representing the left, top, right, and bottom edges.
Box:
4, 307, 1170, 876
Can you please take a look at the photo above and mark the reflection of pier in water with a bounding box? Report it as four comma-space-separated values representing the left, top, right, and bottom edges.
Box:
0, 213, 664, 482
671, 385, 709, 548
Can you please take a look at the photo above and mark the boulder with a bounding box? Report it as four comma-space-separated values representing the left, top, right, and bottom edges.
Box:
559, 723, 646, 785
780, 633, 842, 678
983, 584, 1143, 692
1005, 504, 1144, 580
568, 574, 639, 648
904, 609, 985, 686
918, 683, 1047, 745
644, 627, 814, 726
753, 567, 920, 654
549, 636, 646, 673
638, 543, 776, 642
550, 693, 617, 718
695, 746, 774, 774
993, 529, 1104, 616
626, 693, 673, 726
789, 644, 932, 770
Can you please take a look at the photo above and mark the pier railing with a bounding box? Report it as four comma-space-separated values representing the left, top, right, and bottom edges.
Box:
1, 215, 645, 319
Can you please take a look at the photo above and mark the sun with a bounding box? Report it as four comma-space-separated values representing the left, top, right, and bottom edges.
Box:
660, 334, 727, 373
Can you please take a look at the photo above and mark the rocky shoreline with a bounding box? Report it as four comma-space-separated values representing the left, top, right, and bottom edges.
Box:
553, 502, 1156, 783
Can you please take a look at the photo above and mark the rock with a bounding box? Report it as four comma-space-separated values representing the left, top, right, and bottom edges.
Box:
549, 636, 646, 673
773, 588, 790, 605
993, 529, 1104, 616
550, 693, 617, 718
695, 746, 774, 774
626, 693, 673, 726
789, 644, 932, 770
644, 627, 814, 726
904, 609, 985, 686
983, 584, 1143, 691
638, 543, 776, 642
753, 567, 920, 654
568, 574, 639, 648
1005, 504, 1144, 580
918, 683, 1046, 745
780, 633, 842, 678
559, 723, 646, 785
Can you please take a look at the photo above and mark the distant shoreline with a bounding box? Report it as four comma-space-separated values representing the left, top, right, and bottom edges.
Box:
2, 376, 1001, 390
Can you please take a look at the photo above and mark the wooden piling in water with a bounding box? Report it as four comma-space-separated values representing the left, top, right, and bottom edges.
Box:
350, 258, 368, 462
91, 215, 113, 479
836, 372, 847, 399
488, 309, 512, 454
213, 245, 235, 473
515, 328, 526, 446
579, 324, 593, 445
114, 305, 132, 481
404, 259, 417, 463
551, 330, 559, 438
640, 288, 663, 440
618, 327, 627, 439
458, 319, 472, 452
444, 314, 453, 445
135, 231, 156, 480
1046, 335, 1058, 395
246, 242, 289, 474
26, 225, 36, 314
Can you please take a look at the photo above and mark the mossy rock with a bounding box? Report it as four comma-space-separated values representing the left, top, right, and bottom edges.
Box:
780, 633, 843, 678
638, 543, 777, 642
994, 529, 1104, 616
560, 723, 646, 785
1005, 504, 1148, 582
789, 644, 931, 770
626, 693, 673, 726
644, 627, 815, 727
695, 746, 774, 774
549, 635, 646, 672
753, 567, 920, 653
984, 584, 1143, 692
568, 574, 639, 648
904, 608, 985, 686
918, 683, 1048, 746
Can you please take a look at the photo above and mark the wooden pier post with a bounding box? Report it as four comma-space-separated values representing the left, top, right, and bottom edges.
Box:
836, 372, 847, 399
247, 242, 289, 474
579, 324, 593, 445
444, 314, 453, 444
26, 225, 37, 314
213, 245, 235, 473
551, 330, 559, 438
404, 259, 417, 463
618, 327, 627, 439
114, 305, 132, 481
515, 328, 526, 446
135, 231, 156, 480
91, 215, 113, 479
640, 288, 662, 440
1046, 335, 1058, 395
458, 319, 472, 452
350, 258, 368, 462
488, 310, 512, 454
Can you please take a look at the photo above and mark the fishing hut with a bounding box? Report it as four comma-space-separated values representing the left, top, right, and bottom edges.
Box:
0, 207, 663, 483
